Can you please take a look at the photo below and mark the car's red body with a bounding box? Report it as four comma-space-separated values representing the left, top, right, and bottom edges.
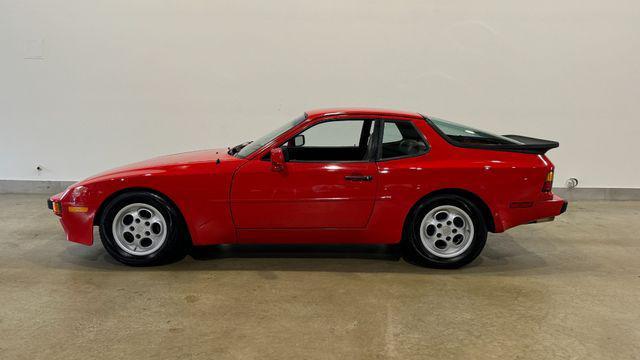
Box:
50, 108, 566, 247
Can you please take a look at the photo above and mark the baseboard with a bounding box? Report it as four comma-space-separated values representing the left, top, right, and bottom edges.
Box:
0, 180, 76, 194
1, 180, 639, 200
552, 187, 640, 201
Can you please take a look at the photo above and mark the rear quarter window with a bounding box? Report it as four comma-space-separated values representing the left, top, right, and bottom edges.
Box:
380, 121, 428, 160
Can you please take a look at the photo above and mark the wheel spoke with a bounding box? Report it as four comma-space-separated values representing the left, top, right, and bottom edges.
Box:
112, 203, 168, 256
419, 205, 475, 259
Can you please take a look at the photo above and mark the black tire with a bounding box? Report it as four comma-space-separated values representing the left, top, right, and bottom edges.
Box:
403, 194, 487, 269
99, 191, 190, 266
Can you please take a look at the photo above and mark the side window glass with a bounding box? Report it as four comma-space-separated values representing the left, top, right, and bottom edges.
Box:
300, 120, 363, 147
382, 122, 403, 143
283, 120, 373, 162
380, 121, 428, 159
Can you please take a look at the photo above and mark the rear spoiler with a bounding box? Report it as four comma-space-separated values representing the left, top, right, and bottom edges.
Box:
501, 135, 559, 154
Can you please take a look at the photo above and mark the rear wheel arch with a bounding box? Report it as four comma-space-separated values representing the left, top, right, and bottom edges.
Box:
403, 188, 495, 236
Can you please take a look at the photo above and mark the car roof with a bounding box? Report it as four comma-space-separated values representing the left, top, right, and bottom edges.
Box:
305, 108, 423, 120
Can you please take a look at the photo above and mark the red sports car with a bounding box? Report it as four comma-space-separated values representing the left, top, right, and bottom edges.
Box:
48, 108, 567, 268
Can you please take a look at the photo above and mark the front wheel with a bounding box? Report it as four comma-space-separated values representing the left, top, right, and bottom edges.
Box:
99, 191, 189, 266
404, 195, 487, 268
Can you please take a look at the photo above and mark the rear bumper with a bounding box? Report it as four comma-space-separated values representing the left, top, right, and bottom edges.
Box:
560, 200, 568, 214
497, 195, 567, 232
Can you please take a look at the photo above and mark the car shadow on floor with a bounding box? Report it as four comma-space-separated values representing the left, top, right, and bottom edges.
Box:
190, 243, 402, 261
55, 232, 558, 275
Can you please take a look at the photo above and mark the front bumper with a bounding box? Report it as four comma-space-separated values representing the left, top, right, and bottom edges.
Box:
47, 194, 95, 245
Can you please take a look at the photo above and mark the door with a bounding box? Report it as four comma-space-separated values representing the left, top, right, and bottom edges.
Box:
230, 119, 378, 230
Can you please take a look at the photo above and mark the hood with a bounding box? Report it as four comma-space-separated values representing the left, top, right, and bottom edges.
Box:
79, 148, 241, 185
109, 148, 234, 170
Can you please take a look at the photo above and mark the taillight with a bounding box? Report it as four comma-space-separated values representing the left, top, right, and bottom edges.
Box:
542, 170, 554, 192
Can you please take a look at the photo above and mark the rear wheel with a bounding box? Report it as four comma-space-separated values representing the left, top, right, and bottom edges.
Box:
99, 191, 189, 266
404, 195, 487, 268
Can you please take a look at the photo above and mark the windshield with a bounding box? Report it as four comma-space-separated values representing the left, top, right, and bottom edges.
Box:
428, 117, 522, 146
234, 114, 306, 158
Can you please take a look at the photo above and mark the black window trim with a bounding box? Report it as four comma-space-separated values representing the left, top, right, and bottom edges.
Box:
375, 119, 431, 162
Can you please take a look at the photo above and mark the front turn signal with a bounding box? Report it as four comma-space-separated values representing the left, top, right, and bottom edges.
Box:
52, 201, 62, 216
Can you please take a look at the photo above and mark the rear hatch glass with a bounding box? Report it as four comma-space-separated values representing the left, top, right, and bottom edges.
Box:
429, 117, 523, 146
426, 116, 558, 154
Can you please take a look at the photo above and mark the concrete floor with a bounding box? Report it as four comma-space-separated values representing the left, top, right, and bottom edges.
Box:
0, 194, 638, 360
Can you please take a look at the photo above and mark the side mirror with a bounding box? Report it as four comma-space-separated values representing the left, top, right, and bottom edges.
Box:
293, 134, 305, 147
271, 148, 285, 172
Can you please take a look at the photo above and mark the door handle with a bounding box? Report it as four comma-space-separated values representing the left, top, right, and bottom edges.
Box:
344, 175, 373, 182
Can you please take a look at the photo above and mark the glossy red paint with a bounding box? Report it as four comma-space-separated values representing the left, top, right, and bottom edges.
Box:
49, 108, 566, 247
231, 160, 378, 229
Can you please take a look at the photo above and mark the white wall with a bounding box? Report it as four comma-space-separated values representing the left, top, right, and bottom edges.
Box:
1, 0, 639, 187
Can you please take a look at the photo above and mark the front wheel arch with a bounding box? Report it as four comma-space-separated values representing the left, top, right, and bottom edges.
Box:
94, 187, 191, 244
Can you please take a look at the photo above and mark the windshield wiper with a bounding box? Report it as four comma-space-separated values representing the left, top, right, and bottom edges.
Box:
227, 141, 253, 156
